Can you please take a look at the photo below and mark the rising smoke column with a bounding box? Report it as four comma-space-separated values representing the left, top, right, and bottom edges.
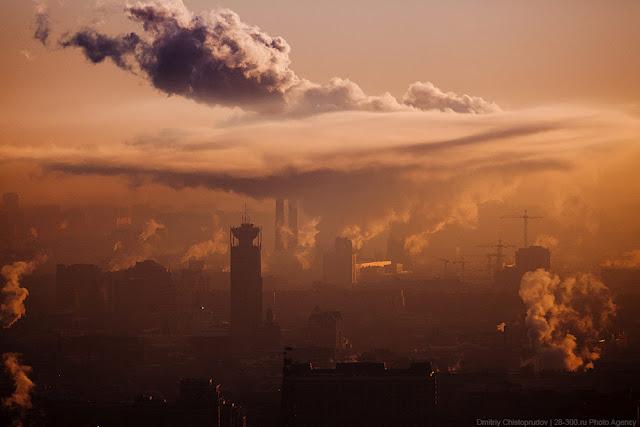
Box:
181, 215, 228, 264
57, 0, 497, 115
602, 249, 640, 268
1, 260, 39, 328
519, 269, 616, 371
2, 353, 35, 410
139, 218, 165, 242
108, 219, 166, 271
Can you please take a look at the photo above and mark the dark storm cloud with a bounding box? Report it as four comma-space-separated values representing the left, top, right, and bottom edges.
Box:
44, 161, 415, 199
393, 123, 559, 155
60, 31, 142, 70
57, 0, 498, 115
61, 2, 295, 111
125, 129, 238, 151
314, 123, 561, 164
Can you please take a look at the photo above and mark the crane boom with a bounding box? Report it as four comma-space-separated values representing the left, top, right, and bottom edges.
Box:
500, 209, 543, 247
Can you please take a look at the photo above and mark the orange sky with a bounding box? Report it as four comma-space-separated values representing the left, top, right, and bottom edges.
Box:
1, 0, 640, 269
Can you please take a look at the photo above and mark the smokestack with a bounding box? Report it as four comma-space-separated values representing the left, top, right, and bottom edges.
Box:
275, 199, 285, 251
288, 199, 298, 250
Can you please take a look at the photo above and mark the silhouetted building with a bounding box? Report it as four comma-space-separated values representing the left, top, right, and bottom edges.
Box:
306, 307, 346, 352
387, 233, 412, 272
258, 307, 282, 351
288, 199, 298, 250
230, 219, 263, 352
323, 237, 355, 285
275, 199, 285, 252
495, 245, 551, 290
281, 356, 436, 426
275, 198, 298, 253
56, 263, 107, 327
108, 260, 176, 333
515, 245, 550, 273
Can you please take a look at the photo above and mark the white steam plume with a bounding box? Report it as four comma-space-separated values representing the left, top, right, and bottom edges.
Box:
181, 215, 228, 263
139, 218, 165, 242
519, 269, 616, 371
1, 258, 45, 328
2, 353, 35, 410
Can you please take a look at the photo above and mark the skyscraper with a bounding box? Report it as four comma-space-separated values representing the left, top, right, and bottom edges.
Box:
230, 218, 263, 350
288, 199, 298, 250
275, 198, 299, 253
275, 199, 285, 252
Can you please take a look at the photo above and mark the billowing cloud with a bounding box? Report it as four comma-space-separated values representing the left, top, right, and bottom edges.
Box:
519, 269, 616, 371
2, 353, 35, 410
534, 234, 559, 250
286, 78, 407, 116
56, 0, 497, 115
403, 81, 500, 114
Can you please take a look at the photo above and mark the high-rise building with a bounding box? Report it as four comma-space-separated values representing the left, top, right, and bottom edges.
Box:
335, 237, 356, 285
323, 237, 356, 285
275, 198, 299, 253
515, 245, 550, 273
230, 219, 263, 349
288, 199, 298, 250
306, 307, 346, 351
275, 199, 285, 252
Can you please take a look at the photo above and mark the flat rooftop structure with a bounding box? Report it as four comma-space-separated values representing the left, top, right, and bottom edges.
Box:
281, 360, 436, 426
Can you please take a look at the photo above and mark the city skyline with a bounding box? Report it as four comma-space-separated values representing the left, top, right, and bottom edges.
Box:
1, 1, 640, 426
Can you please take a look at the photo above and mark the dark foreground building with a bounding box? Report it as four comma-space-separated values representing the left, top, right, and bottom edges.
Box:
230, 219, 263, 353
280, 354, 436, 426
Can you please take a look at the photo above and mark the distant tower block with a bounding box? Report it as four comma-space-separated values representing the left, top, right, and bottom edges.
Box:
334, 237, 356, 285
275, 198, 285, 252
288, 199, 298, 250
515, 245, 550, 273
230, 219, 263, 346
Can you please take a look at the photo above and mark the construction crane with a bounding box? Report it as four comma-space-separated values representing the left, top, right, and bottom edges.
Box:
478, 239, 515, 272
501, 209, 543, 248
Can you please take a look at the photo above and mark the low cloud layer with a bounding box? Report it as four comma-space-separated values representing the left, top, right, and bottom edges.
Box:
519, 269, 616, 371
1, 99, 639, 270
54, 0, 497, 115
